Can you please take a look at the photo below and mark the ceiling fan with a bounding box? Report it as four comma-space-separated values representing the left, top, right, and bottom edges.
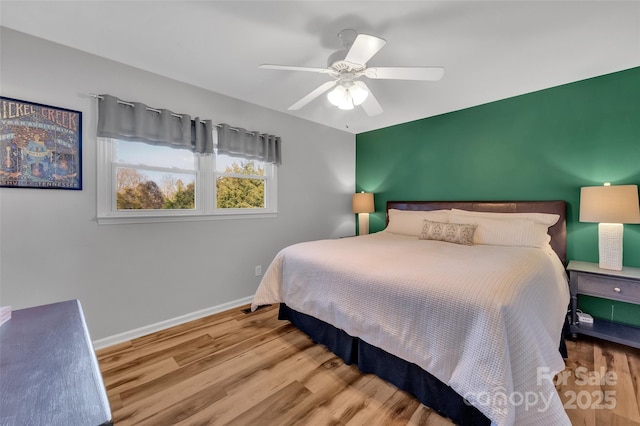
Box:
259, 29, 444, 116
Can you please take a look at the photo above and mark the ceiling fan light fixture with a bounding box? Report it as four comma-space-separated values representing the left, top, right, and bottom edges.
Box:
327, 83, 368, 111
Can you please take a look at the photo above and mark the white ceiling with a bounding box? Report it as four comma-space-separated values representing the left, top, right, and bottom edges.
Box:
1, 1, 639, 134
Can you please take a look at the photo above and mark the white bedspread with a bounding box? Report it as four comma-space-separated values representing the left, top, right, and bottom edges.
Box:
252, 232, 571, 425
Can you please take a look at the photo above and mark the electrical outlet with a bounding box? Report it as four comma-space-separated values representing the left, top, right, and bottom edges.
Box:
255, 265, 262, 277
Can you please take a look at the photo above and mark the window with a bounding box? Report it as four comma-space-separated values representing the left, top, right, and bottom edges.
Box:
97, 138, 277, 224
215, 153, 267, 209
114, 140, 197, 211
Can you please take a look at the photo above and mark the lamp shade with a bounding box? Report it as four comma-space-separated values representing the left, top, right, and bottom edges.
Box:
352, 192, 374, 214
580, 185, 640, 224
349, 83, 369, 106
327, 85, 352, 110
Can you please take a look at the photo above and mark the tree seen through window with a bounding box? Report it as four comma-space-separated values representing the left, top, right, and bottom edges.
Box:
115, 161, 264, 210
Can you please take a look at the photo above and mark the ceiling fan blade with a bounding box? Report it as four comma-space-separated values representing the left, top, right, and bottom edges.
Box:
355, 81, 383, 116
365, 67, 445, 81
288, 80, 337, 110
259, 64, 331, 74
344, 34, 387, 66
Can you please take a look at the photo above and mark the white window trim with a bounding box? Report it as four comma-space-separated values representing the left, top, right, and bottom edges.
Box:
97, 138, 277, 225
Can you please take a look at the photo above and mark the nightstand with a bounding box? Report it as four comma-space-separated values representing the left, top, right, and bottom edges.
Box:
567, 260, 640, 349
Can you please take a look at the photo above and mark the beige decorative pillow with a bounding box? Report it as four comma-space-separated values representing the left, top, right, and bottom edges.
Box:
419, 220, 477, 245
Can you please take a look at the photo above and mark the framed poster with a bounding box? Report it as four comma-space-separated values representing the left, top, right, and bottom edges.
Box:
0, 96, 82, 190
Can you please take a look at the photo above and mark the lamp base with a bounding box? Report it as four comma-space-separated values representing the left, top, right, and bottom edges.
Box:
598, 223, 623, 271
358, 213, 370, 236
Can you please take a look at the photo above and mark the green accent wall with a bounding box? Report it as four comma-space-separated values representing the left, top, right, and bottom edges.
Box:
356, 67, 640, 325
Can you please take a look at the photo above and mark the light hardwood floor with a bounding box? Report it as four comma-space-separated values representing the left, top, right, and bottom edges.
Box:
97, 304, 640, 425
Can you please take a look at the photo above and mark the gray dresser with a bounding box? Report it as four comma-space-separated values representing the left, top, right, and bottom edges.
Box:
0, 299, 112, 426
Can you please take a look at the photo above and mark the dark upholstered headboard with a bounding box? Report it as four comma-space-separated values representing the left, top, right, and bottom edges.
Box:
386, 200, 567, 265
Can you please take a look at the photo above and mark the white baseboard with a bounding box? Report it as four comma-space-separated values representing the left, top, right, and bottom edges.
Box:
93, 295, 254, 350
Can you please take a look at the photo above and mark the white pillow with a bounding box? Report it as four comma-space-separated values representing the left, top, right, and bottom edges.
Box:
450, 208, 560, 226
449, 213, 550, 248
386, 209, 450, 237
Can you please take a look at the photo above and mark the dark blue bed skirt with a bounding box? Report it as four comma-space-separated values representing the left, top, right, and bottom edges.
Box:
278, 303, 491, 425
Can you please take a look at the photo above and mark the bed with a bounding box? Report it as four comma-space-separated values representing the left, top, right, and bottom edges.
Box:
252, 200, 570, 425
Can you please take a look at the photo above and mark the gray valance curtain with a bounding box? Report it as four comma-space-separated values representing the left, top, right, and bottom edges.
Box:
217, 123, 282, 165
97, 94, 214, 154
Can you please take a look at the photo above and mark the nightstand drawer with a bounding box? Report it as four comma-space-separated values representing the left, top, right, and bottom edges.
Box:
578, 274, 640, 304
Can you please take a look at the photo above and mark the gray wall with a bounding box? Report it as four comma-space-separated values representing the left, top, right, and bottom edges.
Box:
0, 28, 355, 342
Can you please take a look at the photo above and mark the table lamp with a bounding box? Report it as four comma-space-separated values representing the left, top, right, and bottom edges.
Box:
352, 192, 374, 235
580, 183, 640, 270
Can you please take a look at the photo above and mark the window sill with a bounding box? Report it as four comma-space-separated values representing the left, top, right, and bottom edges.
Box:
97, 211, 277, 225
